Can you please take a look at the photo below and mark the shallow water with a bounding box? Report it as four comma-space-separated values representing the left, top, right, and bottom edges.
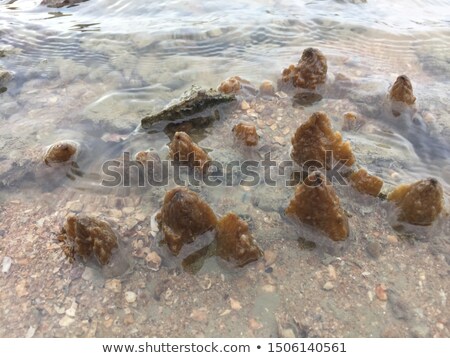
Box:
0, 0, 449, 338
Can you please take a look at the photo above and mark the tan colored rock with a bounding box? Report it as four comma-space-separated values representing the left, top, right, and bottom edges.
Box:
168, 131, 210, 172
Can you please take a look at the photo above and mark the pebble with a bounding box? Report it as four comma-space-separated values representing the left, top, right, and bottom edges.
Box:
145, 251, 162, 271
261, 284, 276, 293
328, 265, 337, 280
66, 201, 83, 212
387, 235, 398, 245
125, 291, 137, 303
59, 315, 75, 327
110, 209, 122, 219
375, 283, 388, 301
15, 280, 28, 297
280, 328, 296, 338
366, 241, 382, 259
105, 279, 122, 293
323, 281, 334, 291
241, 100, 250, 110
65, 301, 78, 317
190, 308, 208, 322
230, 297, 242, 310
2, 256, 12, 274
25, 326, 36, 338
264, 250, 277, 267
249, 318, 263, 330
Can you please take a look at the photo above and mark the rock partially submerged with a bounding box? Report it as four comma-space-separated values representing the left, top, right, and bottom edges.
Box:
43, 140, 79, 167
0, 69, 13, 87
141, 86, 235, 129
388, 75, 417, 117
348, 168, 384, 197
215, 213, 262, 267
168, 131, 211, 171
286, 171, 349, 242
279, 48, 328, 91
290, 111, 356, 169
387, 178, 444, 226
40, 0, 88, 8
156, 187, 218, 255
58, 214, 118, 265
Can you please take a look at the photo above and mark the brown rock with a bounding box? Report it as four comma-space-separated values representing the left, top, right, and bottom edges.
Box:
156, 187, 217, 255
43, 140, 79, 166
375, 283, 388, 301
342, 111, 365, 131
387, 178, 444, 225
348, 168, 384, 197
232, 123, 259, 146
168, 132, 210, 172
217, 76, 243, 94
389, 75, 416, 105
58, 214, 118, 265
215, 212, 262, 267
285, 171, 349, 241
280, 48, 327, 90
259, 80, 275, 96
291, 111, 356, 169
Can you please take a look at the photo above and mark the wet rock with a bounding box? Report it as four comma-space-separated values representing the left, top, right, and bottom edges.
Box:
217, 76, 243, 94
59, 315, 75, 327
389, 75, 416, 106
215, 212, 262, 267
156, 187, 217, 255
290, 112, 356, 169
342, 111, 365, 131
366, 241, 382, 259
58, 214, 119, 265
40, 0, 87, 8
105, 279, 122, 293
292, 92, 323, 106
124, 291, 137, 303
145, 251, 162, 271
259, 80, 275, 96
348, 168, 384, 197
323, 281, 334, 291
0, 69, 13, 87
387, 178, 444, 226
141, 86, 235, 128
168, 131, 211, 172
375, 283, 388, 301
285, 171, 349, 242
279, 48, 327, 90
43, 140, 79, 167
232, 123, 259, 146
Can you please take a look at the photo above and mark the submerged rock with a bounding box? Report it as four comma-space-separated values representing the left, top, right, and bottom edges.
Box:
43, 140, 79, 167
58, 214, 118, 265
259, 80, 275, 96
156, 187, 218, 255
0, 69, 13, 87
387, 178, 444, 226
217, 76, 243, 94
141, 86, 235, 129
279, 48, 327, 90
215, 213, 262, 267
290, 112, 356, 169
169, 131, 210, 171
286, 171, 349, 242
348, 168, 384, 197
232, 123, 259, 146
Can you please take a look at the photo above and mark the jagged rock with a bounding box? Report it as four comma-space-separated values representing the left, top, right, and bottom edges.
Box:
387, 178, 444, 225
58, 214, 118, 265
232, 123, 259, 146
286, 171, 349, 241
279, 48, 327, 90
215, 212, 262, 267
141, 86, 235, 129
348, 168, 383, 197
156, 187, 217, 255
290, 111, 356, 169
168, 131, 210, 171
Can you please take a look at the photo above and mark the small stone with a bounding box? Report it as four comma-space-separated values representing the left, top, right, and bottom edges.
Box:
65, 301, 78, 317
230, 297, 242, 310
190, 308, 208, 322
123, 314, 134, 325
249, 318, 263, 330
241, 100, 250, 110
259, 80, 275, 96
328, 265, 337, 280
105, 279, 122, 293
66, 201, 83, 212
2, 256, 12, 274
323, 281, 334, 291
82, 267, 97, 281
136, 212, 147, 222
375, 283, 388, 301
125, 217, 138, 228
261, 284, 276, 293
124, 291, 137, 303
280, 328, 296, 338
387, 235, 398, 245
436, 323, 444, 330
366, 241, 382, 259
25, 326, 36, 338
264, 250, 277, 267
15, 280, 28, 297
109, 209, 122, 218
145, 251, 162, 271
220, 309, 231, 316
54, 305, 66, 314
59, 315, 75, 327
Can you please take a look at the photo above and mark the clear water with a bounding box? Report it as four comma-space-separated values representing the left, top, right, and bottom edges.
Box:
0, 0, 449, 337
